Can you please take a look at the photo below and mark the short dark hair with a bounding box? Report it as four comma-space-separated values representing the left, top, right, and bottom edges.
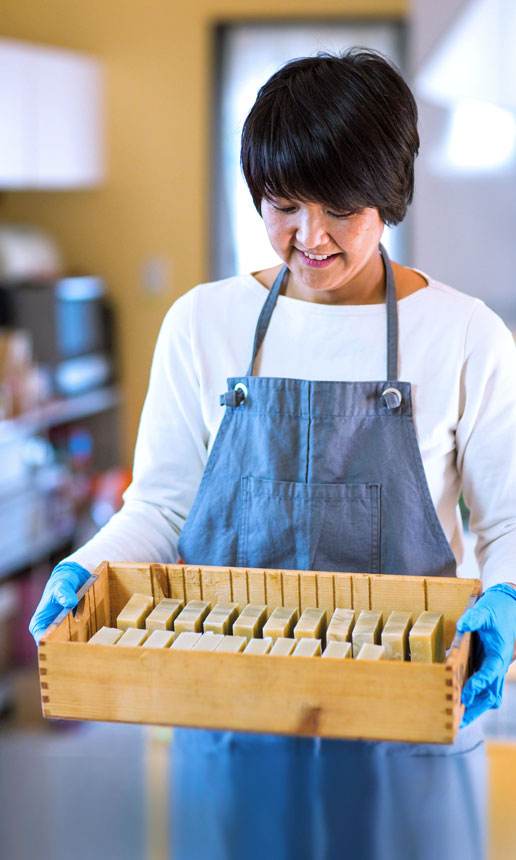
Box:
240, 48, 419, 226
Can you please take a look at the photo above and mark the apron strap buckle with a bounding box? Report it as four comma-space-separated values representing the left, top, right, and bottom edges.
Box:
220, 383, 248, 408
381, 387, 402, 410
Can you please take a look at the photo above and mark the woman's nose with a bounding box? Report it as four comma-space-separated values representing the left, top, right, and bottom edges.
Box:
295, 210, 330, 249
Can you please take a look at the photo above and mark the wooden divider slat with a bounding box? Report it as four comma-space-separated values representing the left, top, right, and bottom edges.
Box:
282, 571, 300, 612
316, 573, 335, 615
198, 567, 232, 606
265, 570, 283, 610
93, 562, 110, 630
108, 563, 154, 621
426, 578, 481, 648
231, 569, 249, 607
370, 575, 426, 619
69, 588, 96, 642
150, 564, 170, 601
184, 567, 202, 601
248, 569, 266, 605
300, 571, 317, 610
168, 566, 186, 602
334, 574, 353, 609
353, 574, 371, 611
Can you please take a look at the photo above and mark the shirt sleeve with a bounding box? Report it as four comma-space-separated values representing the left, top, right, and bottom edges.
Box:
64, 289, 208, 573
456, 302, 516, 590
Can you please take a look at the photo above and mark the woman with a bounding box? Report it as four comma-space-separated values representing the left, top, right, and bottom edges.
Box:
30, 49, 516, 860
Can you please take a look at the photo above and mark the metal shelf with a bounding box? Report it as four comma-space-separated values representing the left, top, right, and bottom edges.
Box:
0, 386, 121, 440
0, 531, 75, 583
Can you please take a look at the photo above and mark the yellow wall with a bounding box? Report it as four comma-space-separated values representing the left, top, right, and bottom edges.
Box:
0, 0, 406, 464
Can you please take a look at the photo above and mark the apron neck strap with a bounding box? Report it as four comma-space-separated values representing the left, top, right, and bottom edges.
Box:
246, 265, 289, 377
246, 242, 399, 380
381, 242, 399, 380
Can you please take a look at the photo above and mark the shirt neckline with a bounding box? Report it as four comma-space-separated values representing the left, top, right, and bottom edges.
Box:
243, 268, 433, 315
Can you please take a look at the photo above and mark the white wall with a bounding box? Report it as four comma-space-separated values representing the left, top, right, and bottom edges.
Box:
409, 0, 516, 326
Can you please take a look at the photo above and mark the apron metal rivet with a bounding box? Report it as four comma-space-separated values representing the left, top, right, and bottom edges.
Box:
234, 383, 248, 400
381, 387, 402, 409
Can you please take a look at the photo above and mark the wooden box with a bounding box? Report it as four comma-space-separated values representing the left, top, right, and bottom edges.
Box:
38, 562, 481, 744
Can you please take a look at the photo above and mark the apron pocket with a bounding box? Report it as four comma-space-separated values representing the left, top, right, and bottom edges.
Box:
237, 476, 380, 573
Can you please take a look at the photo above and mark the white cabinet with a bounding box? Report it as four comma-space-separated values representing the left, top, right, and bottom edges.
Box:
0, 39, 104, 189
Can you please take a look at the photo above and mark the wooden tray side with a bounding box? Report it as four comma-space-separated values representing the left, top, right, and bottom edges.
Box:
40, 642, 457, 744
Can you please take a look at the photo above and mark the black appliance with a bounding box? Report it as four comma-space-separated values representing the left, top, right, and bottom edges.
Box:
0, 275, 115, 396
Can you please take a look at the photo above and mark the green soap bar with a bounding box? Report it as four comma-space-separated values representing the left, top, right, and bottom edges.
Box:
174, 601, 211, 635
270, 637, 297, 656
292, 638, 322, 657
143, 630, 175, 648
146, 599, 184, 631
409, 611, 445, 663
193, 633, 225, 651
171, 631, 202, 650
356, 643, 386, 660
263, 606, 298, 641
352, 610, 383, 657
116, 627, 150, 647
294, 608, 326, 643
116, 593, 154, 631
204, 603, 240, 634
215, 635, 247, 653
89, 626, 123, 645
381, 611, 413, 661
233, 605, 268, 643
323, 640, 352, 659
327, 608, 355, 643
244, 637, 273, 655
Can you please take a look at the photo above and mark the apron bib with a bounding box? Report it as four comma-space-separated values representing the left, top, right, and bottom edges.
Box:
173, 245, 486, 860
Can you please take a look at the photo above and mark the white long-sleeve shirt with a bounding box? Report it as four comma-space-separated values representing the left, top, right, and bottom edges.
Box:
67, 269, 516, 590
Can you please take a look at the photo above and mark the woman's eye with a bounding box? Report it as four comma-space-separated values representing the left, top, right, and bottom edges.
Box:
273, 205, 296, 213
329, 211, 353, 219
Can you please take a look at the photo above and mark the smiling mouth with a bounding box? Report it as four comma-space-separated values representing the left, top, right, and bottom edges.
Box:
297, 249, 339, 267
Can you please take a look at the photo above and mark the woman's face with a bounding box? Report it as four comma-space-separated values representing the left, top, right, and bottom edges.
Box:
260, 197, 385, 304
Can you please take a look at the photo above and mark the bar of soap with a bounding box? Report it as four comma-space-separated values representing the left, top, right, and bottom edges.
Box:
263, 606, 298, 641
270, 638, 297, 656
174, 600, 211, 635
327, 608, 355, 643
171, 631, 202, 650
244, 637, 273, 655
88, 626, 123, 645
193, 633, 225, 651
409, 611, 445, 663
381, 611, 413, 661
116, 593, 154, 631
293, 639, 322, 657
352, 610, 383, 657
146, 598, 184, 631
143, 630, 175, 649
356, 643, 386, 660
215, 635, 247, 653
233, 605, 268, 642
204, 603, 240, 634
116, 627, 150, 647
323, 641, 352, 659
294, 608, 326, 643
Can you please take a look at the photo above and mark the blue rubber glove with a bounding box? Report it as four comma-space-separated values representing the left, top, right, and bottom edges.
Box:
456, 583, 516, 727
29, 561, 91, 644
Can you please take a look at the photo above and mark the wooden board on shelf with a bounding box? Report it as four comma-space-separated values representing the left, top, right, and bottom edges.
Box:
38, 562, 481, 744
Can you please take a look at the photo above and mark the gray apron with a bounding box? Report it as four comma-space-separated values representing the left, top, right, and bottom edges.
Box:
174, 245, 486, 860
